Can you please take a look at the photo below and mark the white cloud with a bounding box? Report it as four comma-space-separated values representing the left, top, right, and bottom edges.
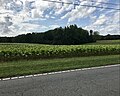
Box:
84, 10, 120, 35
55, 3, 73, 15
93, 14, 107, 25
61, 5, 96, 22
49, 24, 60, 29
60, 0, 110, 22
0, 0, 119, 36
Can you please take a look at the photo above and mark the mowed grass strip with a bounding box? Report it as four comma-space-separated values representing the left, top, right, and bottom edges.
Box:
85, 40, 120, 45
0, 55, 119, 78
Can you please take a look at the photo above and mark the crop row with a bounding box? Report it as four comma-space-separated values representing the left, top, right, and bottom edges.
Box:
0, 44, 120, 61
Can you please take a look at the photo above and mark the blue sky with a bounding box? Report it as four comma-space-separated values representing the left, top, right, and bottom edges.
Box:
0, 0, 119, 37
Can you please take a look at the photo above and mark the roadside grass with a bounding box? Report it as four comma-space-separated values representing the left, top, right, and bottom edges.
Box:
0, 55, 119, 78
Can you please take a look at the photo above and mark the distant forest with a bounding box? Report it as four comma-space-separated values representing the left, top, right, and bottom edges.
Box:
0, 25, 120, 45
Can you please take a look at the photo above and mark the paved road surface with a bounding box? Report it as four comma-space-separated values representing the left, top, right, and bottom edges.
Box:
0, 65, 119, 96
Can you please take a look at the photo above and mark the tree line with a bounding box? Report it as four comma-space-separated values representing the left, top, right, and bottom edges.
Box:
0, 25, 119, 45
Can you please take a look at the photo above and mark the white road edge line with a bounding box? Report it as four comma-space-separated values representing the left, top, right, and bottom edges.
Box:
0, 64, 120, 81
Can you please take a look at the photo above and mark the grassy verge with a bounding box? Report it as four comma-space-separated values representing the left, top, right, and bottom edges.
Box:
0, 55, 119, 78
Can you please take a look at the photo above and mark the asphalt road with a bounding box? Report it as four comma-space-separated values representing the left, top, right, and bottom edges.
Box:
0, 65, 119, 96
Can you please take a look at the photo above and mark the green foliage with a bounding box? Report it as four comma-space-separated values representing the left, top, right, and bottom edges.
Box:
0, 25, 96, 45
0, 44, 120, 61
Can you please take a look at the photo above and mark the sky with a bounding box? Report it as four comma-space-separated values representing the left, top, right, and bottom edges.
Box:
0, 0, 120, 37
